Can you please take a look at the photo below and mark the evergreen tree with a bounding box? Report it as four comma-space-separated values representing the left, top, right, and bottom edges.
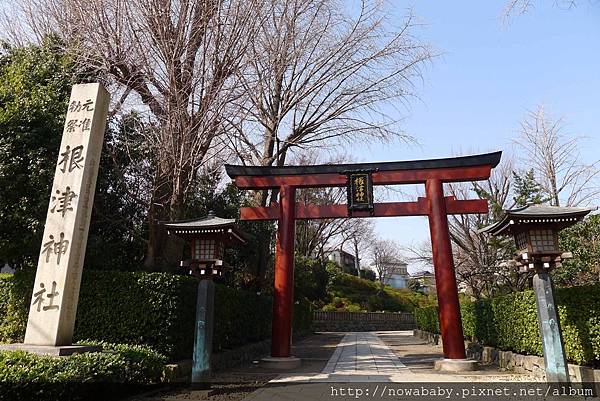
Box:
513, 169, 546, 206
0, 38, 146, 270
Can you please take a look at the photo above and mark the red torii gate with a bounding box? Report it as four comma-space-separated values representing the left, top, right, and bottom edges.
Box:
225, 151, 501, 364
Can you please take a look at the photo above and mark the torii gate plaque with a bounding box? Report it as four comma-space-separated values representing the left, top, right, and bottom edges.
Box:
226, 151, 501, 368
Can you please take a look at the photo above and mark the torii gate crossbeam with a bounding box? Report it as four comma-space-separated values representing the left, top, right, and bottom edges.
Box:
225, 151, 502, 364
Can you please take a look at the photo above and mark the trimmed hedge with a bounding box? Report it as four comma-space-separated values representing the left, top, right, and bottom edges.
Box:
0, 273, 12, 324
0, 269, 312, 361
414, 306, 439, 334
413, 284, 600, 366
0, 342, 166, 401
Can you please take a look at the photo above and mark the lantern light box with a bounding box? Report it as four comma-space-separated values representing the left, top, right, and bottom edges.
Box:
483, 205, 591, 272
163, 211, 248, 279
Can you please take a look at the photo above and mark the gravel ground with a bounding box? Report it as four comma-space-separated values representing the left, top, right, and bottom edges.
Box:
126, 373, 278, 401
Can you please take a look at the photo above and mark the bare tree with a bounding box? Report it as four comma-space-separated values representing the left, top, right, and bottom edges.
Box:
403, 156, 530, 298
228, 0, 433, 206
370, 238, 402, 292
514, 105, 600, 207
291, 151, 362, 260
503, 0, 578, 20
446, 157, 532, 298
295, 184, 348, 258
9, 0, 262, 267
338, 219, 375, 277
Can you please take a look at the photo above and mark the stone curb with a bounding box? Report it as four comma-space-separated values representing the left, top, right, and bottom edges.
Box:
413, 329, 600, 383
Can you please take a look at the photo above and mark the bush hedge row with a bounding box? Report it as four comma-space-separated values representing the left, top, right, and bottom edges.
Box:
413, 284, 600, 365
0, 269, 312, 361
0, 342, 166, 401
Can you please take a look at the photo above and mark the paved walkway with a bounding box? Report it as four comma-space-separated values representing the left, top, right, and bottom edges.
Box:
271, 331, 414, 383
128, 331, 538, 401
269, 331, 534, 384
322, 332, 409, 375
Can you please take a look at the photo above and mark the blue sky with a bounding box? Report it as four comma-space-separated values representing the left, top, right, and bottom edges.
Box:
349, 2, 600, 270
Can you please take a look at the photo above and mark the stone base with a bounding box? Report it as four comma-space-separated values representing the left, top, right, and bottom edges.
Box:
260, 356, 301, 370
0, 343, 101, 356
434, 358, 478, 372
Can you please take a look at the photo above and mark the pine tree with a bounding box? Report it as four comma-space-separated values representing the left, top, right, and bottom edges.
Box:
513, 169, 546, 207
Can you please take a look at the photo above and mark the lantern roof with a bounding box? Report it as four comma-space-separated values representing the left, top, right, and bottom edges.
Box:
481, 204, 592, 236
162, 211, 248, 245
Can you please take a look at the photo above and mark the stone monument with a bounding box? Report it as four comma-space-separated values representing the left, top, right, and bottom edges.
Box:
1, 83, 110, 355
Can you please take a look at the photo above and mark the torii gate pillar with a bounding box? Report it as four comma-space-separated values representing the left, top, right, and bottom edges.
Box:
271, 185, 297, 358
426, 179, 466, 360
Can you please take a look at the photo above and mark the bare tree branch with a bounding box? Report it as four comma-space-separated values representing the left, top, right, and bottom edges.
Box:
513, 105, 600, 207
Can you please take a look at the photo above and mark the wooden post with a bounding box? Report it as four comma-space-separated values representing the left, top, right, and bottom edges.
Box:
271, 185, 296, 357
532, 272, 569, 383
426, 179, 466, 360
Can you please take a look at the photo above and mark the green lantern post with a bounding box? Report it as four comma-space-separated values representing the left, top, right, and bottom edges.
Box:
483, 205, 591, 384
163, 211, 248, 387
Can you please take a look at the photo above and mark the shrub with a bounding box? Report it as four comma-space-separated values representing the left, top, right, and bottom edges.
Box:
0, 269, 197, 360
213, 284, 271, 352
0, 269, 311, 361
294, 256, 330, 307
0, 342, 166, 401
414, 306, 439, 334
414, 284, 600, 366
0, 273, 12, 322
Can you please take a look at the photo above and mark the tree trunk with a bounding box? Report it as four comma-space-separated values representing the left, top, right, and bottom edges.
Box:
353, 240, 360, 278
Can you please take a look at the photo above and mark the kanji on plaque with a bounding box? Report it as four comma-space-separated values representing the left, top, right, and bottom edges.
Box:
50, 187, 78, 217
58, 145, 85, 173
32, 282, 60, 312
347, 172, 374, 214
41, 233, 70, 265
68, 99, 95, 113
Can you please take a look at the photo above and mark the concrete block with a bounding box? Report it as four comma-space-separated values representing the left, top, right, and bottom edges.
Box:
568, 364, 595, 383
522, 355, 537, 372
593, 368, 600, 383
434, 358, 478, 372
513, 352, 524, 368
482, 346, 497, 364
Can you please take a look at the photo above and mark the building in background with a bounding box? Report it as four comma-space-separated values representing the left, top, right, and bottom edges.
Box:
409, 270, 436, 294
327, 249, 357, 273
382, 259, 409, 289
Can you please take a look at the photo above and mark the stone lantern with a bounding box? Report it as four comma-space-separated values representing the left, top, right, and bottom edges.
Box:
163, 210, 248, 280
163, 211, 247, 387
483, 204, 591, 384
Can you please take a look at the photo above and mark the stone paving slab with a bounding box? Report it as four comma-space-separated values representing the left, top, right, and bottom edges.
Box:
321, 332, 409, 375
266, 331, 537, 385
270, 332, 412, 383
